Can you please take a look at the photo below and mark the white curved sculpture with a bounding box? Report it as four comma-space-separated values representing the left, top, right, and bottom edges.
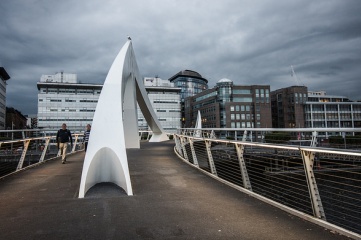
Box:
78, 39, 168, 198
194, 110, 202, 137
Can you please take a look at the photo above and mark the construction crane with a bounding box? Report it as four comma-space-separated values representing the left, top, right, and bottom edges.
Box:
290, 65, 304, 86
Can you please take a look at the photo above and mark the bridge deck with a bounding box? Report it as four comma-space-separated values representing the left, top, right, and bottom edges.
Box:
0, 141, 349, 239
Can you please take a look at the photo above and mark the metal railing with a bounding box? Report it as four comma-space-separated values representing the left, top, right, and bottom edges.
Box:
0, 130, 84, 178
0, 129, 158, 179
179, 128, 361, 150
174, 129, 361, 239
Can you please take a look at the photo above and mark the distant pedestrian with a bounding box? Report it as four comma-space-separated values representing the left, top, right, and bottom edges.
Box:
83, 124, 91, 152
56, 123, 73, 164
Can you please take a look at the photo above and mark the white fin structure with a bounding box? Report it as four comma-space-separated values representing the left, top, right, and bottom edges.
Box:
78, 40, 167, 198
194, 110, 202, 137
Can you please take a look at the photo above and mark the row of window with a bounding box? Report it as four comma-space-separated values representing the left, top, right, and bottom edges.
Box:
38, 119, 93, 122
230, 105, 252, 112
230, 122, 259, 128
230, 113, 258, 121
39, 99, 98, 103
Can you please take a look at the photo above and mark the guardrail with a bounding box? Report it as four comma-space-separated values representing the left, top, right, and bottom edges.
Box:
0, 129, 156, 179
174, 132, 361, 239
178, 128, 361, 150
0, 130, 84, 178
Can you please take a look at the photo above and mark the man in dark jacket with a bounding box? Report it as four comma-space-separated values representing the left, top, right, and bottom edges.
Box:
56, 123, 73, 164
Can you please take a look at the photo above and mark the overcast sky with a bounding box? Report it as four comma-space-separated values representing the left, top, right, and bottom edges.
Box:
1, 0, 361, 115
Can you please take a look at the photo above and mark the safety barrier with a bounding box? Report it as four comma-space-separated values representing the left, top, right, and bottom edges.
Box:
0, 130, 84, 178
174, 132, 361, 239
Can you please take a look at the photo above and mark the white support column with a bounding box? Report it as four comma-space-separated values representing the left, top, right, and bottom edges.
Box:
39, 137, 51, 162
300, 149, 326, 220
235, 143, 252, 191
205, 140, 217, 175
188, 138, 199, 167
16, 140, 30, 170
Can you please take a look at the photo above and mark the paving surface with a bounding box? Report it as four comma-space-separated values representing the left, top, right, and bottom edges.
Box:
0, 141, 351, 240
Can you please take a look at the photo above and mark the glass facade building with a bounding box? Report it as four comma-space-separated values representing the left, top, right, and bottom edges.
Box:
138, 77, 181, 132
37, 72, 102, 133
185, 78, 272, 131
0, 67, 10, 130
305, 91, 361, 129
168, 70, 208, 126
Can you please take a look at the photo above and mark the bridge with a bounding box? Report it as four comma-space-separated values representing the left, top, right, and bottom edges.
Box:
1, 129, 361, 239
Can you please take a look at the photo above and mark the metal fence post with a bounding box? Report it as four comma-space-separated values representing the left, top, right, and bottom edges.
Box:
300, 149, 326, 220
205, 140, 217, 176
39, 137, 51, 162
188, 138, 199, 167
174, 135, 181, 156
16, 139, 31, 170
235, 143, 252, 191
180, 136, 189, 161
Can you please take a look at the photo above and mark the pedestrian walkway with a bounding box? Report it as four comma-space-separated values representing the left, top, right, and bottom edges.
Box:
0, 141, 349, 239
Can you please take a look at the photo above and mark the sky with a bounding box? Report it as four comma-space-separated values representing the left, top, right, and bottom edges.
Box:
1, 0, 361, 115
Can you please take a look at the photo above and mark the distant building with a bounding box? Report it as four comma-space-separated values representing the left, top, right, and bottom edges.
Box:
25, 114, 38, 129
6, 107, 27, 130
271, 86, 308, 128
37, 72, 102, 132
168, 70, 208, 126
138, 77, 181, 132
185, 78, 272, 131
305, 91, 361, 129
0, 67, 11, 130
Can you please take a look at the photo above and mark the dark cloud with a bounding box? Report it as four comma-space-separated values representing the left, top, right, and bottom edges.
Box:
1, 0, 361, 115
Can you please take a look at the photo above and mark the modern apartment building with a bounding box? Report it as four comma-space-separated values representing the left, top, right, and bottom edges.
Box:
37, 72, 102, 132
168, 70, 208, 126
184, 78, 272, 130
271, 86, 308, 128
0, 67, 10, 130
138, 77, 181, 132
305, 91, 361, 129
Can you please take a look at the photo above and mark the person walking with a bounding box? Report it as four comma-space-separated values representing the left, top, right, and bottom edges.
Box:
83, 124, 91, 152
56, 123, 73, 164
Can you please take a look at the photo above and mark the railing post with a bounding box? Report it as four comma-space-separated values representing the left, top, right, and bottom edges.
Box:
72, 135, 78, 152
242, 130, 247, 141
16, 139, 31, 170
204, 140, 217, 176
300, 149, 326, 220
39, 137, 51, 162
180, 136, 189, 161
235, 143, 252, 191
174, 135, 183, 156
188, 138, 199, 167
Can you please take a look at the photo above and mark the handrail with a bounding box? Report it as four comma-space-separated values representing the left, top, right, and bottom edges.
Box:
174, 133, 361, 239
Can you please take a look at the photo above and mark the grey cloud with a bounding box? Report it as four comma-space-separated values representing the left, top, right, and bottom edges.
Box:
1, 0, 361, 115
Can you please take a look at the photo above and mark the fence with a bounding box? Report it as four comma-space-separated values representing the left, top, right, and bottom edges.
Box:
0, 130, 84, 178
174, 131, 361, 239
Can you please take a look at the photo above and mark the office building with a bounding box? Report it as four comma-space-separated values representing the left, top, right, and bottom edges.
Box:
185, 78, 272, 130
0, 67, 10, 130
37, 72, 102, 132
138, 77, 181, 132
271, 86, 308, 128
168, 70, 208, 126
305, 91, 361, 129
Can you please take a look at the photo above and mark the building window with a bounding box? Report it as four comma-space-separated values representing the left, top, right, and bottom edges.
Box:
230, 106, 234, 111
231, 114, 235, 120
